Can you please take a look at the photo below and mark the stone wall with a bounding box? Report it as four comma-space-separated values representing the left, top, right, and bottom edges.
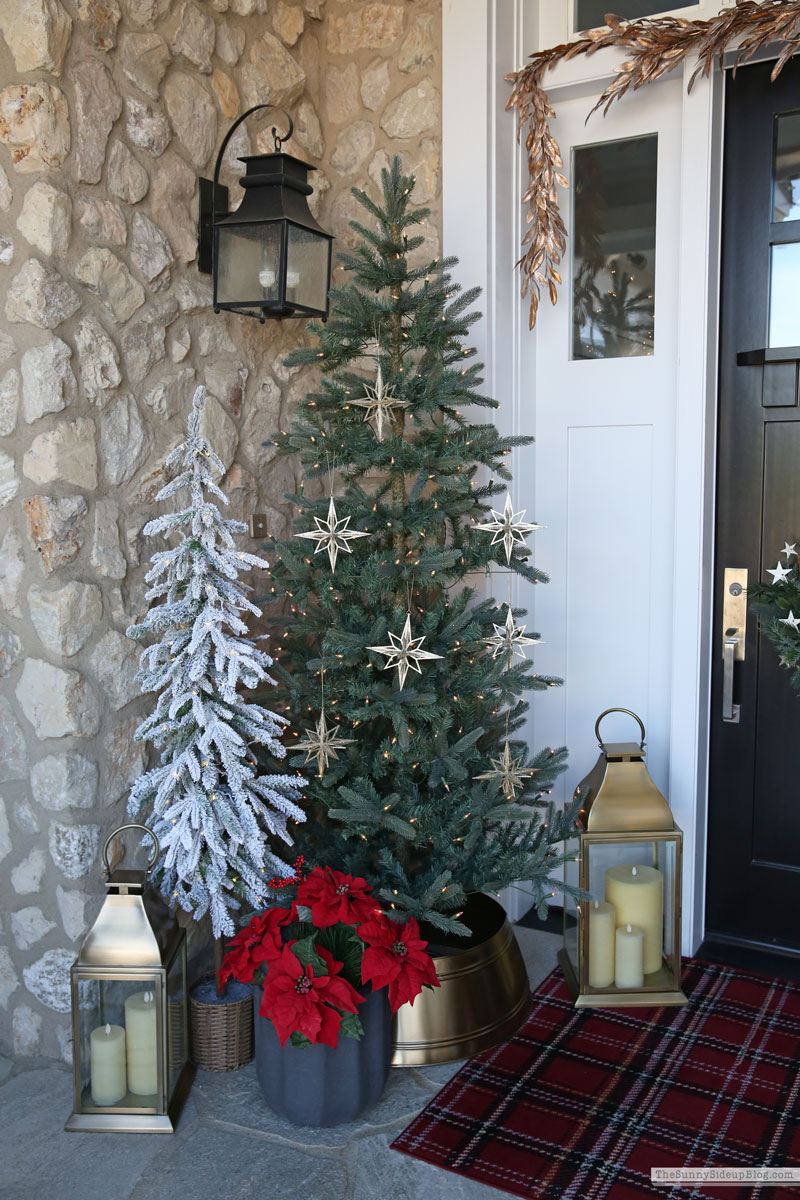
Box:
0, 0, 442, 1064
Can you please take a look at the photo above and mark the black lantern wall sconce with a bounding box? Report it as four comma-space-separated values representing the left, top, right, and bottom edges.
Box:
198, 106, 333, 323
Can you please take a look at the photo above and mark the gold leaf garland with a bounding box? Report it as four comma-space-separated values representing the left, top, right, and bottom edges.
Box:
506, 0, 800, 329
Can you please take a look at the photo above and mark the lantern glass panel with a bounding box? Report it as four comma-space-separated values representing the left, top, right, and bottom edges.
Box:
286, 225, 330, 312
77, 975, 160, 1111
584, 836, 679, 986
563, 888, 579, 976
216, 222, 282, 306
166, 947, 188, 1100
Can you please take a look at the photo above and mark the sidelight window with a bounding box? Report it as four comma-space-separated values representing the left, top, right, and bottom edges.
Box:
571, 134, 658, 360
575, 0, 698, 31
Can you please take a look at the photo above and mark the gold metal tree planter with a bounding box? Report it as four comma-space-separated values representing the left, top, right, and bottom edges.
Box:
391, 892, 531, 1066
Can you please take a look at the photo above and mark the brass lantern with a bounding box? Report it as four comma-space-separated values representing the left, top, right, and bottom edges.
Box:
65, 825, 194, 1133
559, 710, 688, 1008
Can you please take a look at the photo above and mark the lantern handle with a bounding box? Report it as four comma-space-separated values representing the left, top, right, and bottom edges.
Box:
211, 105, 294, 205
594, 708, 646, 752
102, 824, 160, 879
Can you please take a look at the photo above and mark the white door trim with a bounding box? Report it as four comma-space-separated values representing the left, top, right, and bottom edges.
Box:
441, 1, 724, 950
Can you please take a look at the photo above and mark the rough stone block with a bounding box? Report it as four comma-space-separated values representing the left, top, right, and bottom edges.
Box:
11, 847, 45, 894
16, 181, 71, 257
0, 695, 26, 780
0, 947, 19, 1009
125, 96, 171, 158
21, 337, 76, 423
56, 885, 90, 941
242, 32, 306, 109
77, 196, 126, 246
12, 1004, 42, 1055
5, 258, 79, 329
23, 947, 73, 1011
90, 499, 127, 580
131, 211, 173, 284
164, 72, 217, 170
11, 907, 55, 951
23, 417, 98, 490
0, 530, 24, 617
23, 494, 88, 576
105, 713, 147, 804
16, 659, 100, 739
327, 3, 404, 53
0, 0, 72, 75
0, 450, 19, 509
74, 315, 121, 404
89, 630, 141, 710
0, 367, 19, 435
0, 624, 23, 677
75, 249, 145, 325
48, 822, 100, 880
31, 751, 98, 811
172, 0, 215, 72
119, 32, 170, 100
99, 394, 149, 487
0, 84, 70, 173
28, 581, 102, 657
381, 79, 439, 139
71, 60, 122, 185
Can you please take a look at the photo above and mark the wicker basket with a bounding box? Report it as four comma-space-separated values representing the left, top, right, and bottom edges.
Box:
190, 979, 254, 1072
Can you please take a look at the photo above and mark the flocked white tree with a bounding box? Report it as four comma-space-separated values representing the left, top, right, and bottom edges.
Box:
127, 386, 307, 941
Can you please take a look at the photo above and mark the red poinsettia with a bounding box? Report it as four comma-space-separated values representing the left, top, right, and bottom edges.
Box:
260, 943, 364, 1048
295, 865, 380, 928
219, 905, 292, 987
359, 915, 440, 1014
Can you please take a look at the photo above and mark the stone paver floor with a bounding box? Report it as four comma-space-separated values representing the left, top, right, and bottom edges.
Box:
1, 927, 559, 1200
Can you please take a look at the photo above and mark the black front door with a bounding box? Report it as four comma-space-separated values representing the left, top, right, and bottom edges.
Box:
707, 58, 800, 958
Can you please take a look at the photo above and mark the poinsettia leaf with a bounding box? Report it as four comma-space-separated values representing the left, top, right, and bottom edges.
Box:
289, 1030, 312, 1049
338, 1011, 364, 1041
295, 904, 313, 922
314, 924, 364, 986
291, 935, 328, 975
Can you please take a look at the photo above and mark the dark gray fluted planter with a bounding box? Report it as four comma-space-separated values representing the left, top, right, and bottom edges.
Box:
252, 986, 392, 1126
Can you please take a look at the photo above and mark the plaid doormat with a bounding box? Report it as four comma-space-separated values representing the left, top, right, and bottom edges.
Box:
392, 960, 800, 1199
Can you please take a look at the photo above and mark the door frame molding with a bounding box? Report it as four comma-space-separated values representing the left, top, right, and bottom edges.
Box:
441, 0, 725, 950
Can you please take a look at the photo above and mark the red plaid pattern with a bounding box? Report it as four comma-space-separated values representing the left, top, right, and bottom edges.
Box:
392, 960, 800, 1199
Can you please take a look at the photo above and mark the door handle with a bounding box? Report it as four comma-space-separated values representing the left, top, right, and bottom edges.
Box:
723, 631, 740, 722
721, 567, 748, 724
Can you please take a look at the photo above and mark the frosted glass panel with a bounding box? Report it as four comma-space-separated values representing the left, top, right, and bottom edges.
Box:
773, 112, 800, 222
769, 242, 800, 347
571, 135, 657, 360
576, 0, 697, 30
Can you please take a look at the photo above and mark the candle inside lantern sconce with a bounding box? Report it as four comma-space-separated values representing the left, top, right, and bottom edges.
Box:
90, 1022, 127, 1106
587, 899, 616, 988
615, 923, 644, 988
125, 990, 158, 1096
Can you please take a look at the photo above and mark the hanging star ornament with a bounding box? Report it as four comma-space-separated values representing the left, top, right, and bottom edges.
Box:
783, 541, 798, 561
295, 710, 355, 778
474, 742, 535, 801
296, 496, 369, 571
367, 612, 444, 690
484, 607, 542, 661
779, 610, 800, 630
768, 561, 793, 584
350, 364, 410, 442
475, 493, 542, 563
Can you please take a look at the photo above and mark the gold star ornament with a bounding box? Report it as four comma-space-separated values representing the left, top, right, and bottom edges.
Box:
350, 365, 410, 442
485, 607, 542, 661
295, 710, 355, 778
367, 612, 444, 690
475, 493, 542, 563
296, 496, 369, 572
474, 741, 535, 801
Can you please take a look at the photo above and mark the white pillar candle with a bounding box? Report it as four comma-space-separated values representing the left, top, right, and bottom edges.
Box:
588, 900, 616, 988
90, 1022, 127, 1106
615, 923, 645, 988
605, 863, 663, 974
124, 990, 158, 1096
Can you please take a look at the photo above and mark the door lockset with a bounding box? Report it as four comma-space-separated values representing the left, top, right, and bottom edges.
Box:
721, 567, 748, 723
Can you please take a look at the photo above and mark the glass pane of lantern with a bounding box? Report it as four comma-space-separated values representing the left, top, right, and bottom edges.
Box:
571, 135, 657, 360
78, 976, 160, 1110
216, 222, 282, 306
286, 224, 330, 313
585, 838, 673, 989
166, 947, 188, 1100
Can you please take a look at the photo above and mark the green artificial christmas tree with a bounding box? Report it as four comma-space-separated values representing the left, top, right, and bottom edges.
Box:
262, 158, 581, 936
